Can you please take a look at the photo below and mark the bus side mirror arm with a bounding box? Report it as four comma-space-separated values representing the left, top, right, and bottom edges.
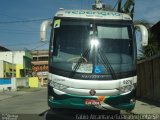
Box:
40, 20, 52, 42
134, 25, 148, 47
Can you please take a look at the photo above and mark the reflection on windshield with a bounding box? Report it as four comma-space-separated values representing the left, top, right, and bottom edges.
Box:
50, 19, 135, 76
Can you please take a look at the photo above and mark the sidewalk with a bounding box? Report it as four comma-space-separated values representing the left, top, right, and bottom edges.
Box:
132, 100, 160, 114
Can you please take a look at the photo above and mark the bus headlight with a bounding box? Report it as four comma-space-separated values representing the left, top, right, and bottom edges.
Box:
116, 83, 136, 93
50, 81, 69, 90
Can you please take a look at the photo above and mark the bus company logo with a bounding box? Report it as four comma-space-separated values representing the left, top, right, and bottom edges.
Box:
65, 11, 121, 17
81, 75, 106, 79
90, 89, 96, 96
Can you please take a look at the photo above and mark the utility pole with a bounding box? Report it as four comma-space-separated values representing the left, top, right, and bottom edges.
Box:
117, 0, 122, 12
12, 51, 14, 78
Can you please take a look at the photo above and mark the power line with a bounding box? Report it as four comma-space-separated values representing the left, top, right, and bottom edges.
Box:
0, 18, 52, 24
0, 12, 51, 32
113, 0, 119, 10
0, 28, 39, 33
30, 42, 49, 51
0, 31, 39, 35
0, 29, 39, 34
2, 42, 48, 51
1, 42, 40, 46
0, 12, 25, 20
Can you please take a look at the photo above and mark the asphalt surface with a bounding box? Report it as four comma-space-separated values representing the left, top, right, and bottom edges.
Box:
0, 88, 123, 120
0, 88, 159, 120
0, 88, 49, 114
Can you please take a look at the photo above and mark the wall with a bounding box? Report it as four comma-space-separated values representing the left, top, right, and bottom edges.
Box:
0, 51, 25, 78
0, 52, 13, 63
136, 54, 160, 102
4, 61, 16, 78
0, 51, 32, 78
16, 77, 39, 88
0, 60, 16, 78
0, 78, 16, 91
16, 77, 29, 87
0, 51, 26, 65
0, 61, 4, 78
0, 77, 39, 91
16, 64, 23, 78
28, 77, 39, 88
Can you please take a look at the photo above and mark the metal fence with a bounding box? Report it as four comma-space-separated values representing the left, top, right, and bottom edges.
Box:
136, 54, 160, 102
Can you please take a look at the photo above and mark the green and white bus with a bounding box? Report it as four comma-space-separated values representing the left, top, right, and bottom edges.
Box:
40, 7, 148, 111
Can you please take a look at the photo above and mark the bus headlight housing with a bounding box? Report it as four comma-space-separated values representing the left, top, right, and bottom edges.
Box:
50, 81, 69, 90
116, 83, 136, 93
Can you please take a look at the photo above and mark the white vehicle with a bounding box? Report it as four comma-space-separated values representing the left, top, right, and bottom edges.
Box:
40, 0, 148, 111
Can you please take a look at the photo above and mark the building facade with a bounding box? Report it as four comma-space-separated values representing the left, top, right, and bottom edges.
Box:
0, 51, 32, 78
0, 60, 16, 78
0, 46, 10, 52
31, 50, 49, 85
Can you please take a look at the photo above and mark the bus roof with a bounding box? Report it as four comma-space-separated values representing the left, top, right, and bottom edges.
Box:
55, 10, 132, 20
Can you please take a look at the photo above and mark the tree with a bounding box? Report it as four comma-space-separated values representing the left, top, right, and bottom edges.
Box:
117, 0, 135, 18
121, 1, 160, 58
143, 31, 160, 57
134, 20, 160, 58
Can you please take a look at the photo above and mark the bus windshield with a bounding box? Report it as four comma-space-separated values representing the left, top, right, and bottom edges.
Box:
49, 18, 136, 80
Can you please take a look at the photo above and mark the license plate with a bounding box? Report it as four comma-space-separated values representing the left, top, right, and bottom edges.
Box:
85, 99, 100, 105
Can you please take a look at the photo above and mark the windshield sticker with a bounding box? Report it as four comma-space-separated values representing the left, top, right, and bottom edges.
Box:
72, 63, 93, 73
94, 65, 103, 74
54, 19, 61, 28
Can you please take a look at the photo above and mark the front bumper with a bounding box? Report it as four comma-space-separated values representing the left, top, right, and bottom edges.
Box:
48, 86, 136, 110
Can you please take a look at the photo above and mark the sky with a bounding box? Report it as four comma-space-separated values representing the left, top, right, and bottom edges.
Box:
0, 0, 159, 51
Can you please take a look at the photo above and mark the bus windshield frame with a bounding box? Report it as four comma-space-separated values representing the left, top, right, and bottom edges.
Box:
49, 17, 137, 80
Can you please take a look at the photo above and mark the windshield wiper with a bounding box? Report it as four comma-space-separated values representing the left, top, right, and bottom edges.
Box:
98, 48, 117, 80
69, 48, 90, 78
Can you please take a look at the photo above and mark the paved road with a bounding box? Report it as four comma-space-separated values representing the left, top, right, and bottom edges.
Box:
0, 88, 124, 120
0, 88, 48, 120
0, 88, 49, 114
0, 88, 159, 120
